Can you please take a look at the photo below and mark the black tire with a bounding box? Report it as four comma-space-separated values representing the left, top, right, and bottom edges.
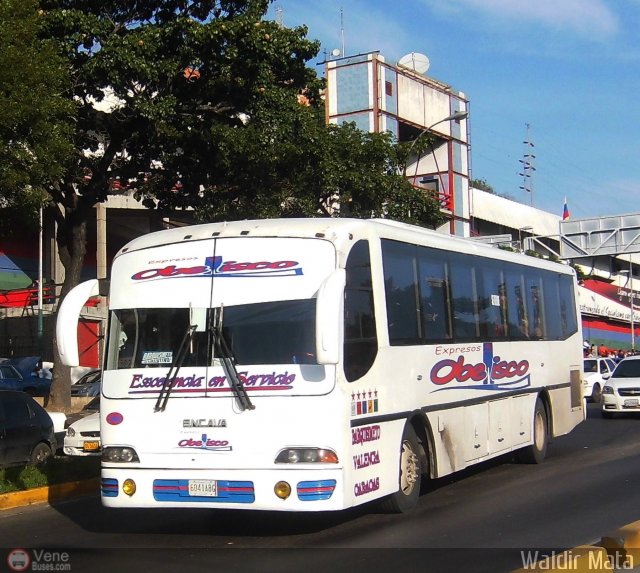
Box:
601, 409, 615, 419
591, 383, 602, 404
517, 398, 548, 464
30, 442, 52, 466
379, 424, 422, 513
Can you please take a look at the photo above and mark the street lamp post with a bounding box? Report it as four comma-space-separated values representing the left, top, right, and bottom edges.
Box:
403, 110, 469, 217
406, 109, 469, 159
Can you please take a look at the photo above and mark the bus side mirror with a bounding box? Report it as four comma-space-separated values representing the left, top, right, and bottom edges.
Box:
56, 279, 101, 367
315, 269, 345, 365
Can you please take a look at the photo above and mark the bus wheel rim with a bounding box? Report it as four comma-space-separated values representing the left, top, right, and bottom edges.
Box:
534, 411, 545, 449
400, 440, 419, 495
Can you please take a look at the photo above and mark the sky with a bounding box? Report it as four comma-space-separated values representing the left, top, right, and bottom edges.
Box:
266, 0, 640, 221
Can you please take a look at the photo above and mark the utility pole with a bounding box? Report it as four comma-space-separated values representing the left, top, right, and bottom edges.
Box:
519, 123, 536, 206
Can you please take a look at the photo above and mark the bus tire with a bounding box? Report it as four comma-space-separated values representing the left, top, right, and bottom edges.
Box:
518, 398, 548, 464
379, 424, 422, 513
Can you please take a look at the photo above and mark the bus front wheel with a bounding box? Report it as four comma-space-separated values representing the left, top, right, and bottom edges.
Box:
517, 398, 548, 464
379, 424, 422, 513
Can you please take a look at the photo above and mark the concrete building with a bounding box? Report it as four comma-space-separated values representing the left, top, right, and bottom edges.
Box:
325, 51, 470, 236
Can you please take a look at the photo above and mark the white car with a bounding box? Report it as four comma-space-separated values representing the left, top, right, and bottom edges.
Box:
602, 356, 640, 418
47, 411, 67, 452
583, 357, 617, 402
63, 411, 100, 456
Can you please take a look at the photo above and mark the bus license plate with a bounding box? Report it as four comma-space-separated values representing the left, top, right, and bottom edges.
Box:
624, 399, 639, 408
83, 440, 100, 451
188, 480, 217, 497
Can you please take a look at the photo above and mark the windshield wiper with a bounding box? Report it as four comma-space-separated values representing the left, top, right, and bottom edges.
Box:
212, 306, 255, 411
154, 324, 196, 413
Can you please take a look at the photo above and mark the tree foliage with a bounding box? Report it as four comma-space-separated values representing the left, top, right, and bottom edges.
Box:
471, 177, 494, 194
2, 0, 444, 409
0, 0, 74, 238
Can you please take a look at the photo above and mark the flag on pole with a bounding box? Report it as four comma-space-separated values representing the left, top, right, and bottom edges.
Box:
562, 197, 570, 221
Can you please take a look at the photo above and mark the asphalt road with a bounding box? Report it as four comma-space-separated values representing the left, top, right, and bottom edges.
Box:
1, 402, 640, 573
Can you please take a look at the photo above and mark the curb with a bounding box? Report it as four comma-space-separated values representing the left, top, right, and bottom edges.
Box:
0, 478, 100, 511
511, 521, 640, 572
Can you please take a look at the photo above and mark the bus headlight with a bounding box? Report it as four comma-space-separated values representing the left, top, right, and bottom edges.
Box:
274, 448, 339, 464
102, 447, 140, 463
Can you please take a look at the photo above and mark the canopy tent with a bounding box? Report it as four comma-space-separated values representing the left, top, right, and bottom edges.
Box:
0, 251, 32, 291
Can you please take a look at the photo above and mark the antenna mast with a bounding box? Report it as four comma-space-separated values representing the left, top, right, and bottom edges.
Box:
340, 7, 345, 56
519, 123, 536, 206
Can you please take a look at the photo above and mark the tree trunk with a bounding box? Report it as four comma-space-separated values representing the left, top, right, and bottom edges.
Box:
47, 214, 88, 413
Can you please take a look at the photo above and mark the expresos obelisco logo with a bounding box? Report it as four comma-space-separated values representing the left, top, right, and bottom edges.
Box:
131, 255, 303, 281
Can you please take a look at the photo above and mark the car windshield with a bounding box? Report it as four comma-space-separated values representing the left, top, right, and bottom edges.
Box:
611, 360, 640, 378
77, 371, 100, 385
105, 299, 316, 370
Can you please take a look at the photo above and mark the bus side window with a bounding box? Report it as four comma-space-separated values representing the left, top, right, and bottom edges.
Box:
382, 240, 420, 345
344, 240, 378, 382
558, 275, 578, 337
449, 253, 480, 340
527, 280, 544, 339
477, 262, 506, 340
418, 248, 451, 341
504, 268, 528, 339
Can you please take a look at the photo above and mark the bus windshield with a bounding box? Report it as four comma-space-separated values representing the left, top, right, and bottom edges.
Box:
106, 299, 317, 370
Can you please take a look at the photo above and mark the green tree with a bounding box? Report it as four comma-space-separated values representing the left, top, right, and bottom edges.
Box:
33, 0, 443, 409
33, 0, 325, 409
170, 98, 445, 226
0, 0, 74, 239
471, 178, 494, 194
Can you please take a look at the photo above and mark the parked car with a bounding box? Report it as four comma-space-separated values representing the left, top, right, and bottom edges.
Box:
70, 369, 101, 398
0, 356, 51, 396
65, 396, 99, 428
48, 411, 67, 453
64, 411, 100, 456
602, 356, 640, 417
0, 390, 57, 467
583, 357, 617, 402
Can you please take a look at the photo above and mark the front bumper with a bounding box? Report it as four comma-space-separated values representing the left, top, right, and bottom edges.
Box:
602, 393, 640, 413
101, 467, 344, 511
63, 438, 101, 457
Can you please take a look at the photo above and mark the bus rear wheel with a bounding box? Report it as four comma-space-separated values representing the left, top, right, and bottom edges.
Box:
517, 398, 548, 464
379, 424, 422, 513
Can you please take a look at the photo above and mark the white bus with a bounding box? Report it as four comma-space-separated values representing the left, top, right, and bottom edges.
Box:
56, 218, 584, 513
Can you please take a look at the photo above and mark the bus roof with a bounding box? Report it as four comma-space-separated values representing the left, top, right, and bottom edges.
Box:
114, 217, 573, 275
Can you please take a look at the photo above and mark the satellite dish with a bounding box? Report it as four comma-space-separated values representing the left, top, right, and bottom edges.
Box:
398, 52, 430, 75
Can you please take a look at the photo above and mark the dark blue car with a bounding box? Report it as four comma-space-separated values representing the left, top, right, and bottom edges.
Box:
0, 390, 56, 466
0, 357, 51, 396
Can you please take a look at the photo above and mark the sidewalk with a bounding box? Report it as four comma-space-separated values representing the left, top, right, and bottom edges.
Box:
0, 478, 99, 511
